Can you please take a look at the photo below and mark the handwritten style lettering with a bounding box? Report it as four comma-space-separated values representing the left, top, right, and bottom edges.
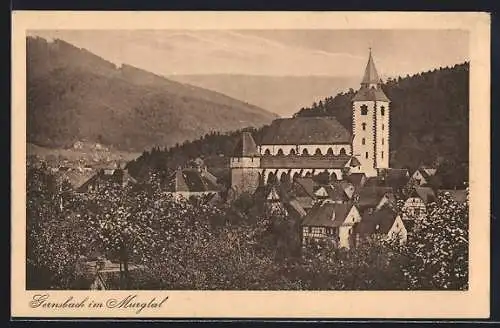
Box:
106, 295, 169, 314
29, 294, 88, 309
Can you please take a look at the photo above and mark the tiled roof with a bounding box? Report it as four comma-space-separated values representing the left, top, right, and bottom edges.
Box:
357, 186, 394, 208
354, 206, 399, 235
352, 86, 390, 102
232, 131, 259, 157
260, 117, 351, 145
361, 50, 381, 85
412, 187, 436, 203
291, 177, 318, 198
345, 173, 366, 187
301, 202, 353, 228
170, 168, 221, 193
261, 156, 351, 169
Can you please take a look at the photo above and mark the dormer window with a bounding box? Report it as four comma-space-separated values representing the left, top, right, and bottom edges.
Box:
361, 105, 368, 116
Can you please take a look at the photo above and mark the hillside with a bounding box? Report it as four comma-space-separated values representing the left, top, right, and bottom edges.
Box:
26, 37, 278, 152
295, 63, 469, 173
128, 63, 469, 188
169, 74, 359, 117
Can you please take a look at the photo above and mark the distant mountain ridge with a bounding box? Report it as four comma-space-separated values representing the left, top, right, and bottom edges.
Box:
169, 74, 360, 117
27, 37, 278, 152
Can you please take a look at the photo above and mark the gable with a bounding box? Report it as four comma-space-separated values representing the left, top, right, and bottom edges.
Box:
314, 186, 329, 197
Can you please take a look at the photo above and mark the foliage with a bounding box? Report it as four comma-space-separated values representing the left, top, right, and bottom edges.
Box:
26, 165, 469, 291
400, 191, 469, 290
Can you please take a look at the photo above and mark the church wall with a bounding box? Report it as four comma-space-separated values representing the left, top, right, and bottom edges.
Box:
352, 100, 376, 175
230, 157, 261, 195
260, 144, 351, 156
375, 100, 390, 169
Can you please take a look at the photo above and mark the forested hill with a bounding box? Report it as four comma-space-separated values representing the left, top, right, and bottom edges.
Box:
295, 63, 469, 172
27, 36, 277, 152
127, 63, 469, 187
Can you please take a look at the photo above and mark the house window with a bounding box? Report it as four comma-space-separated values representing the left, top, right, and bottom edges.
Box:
365, 152, 369, 159
361, 105, 368, 115
362, 138, 365, 145
381, 106, 385, 116
362, 123, 366, 131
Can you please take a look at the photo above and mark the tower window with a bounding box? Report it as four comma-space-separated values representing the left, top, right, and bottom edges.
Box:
382, 139, 384, 145
362, 138, 365, 145
382, 124, 385, 131
360, 105, 368, 116
381, 106, 385, 116
382, 151, 384, 159
362, 123, 366, 131
365, 152, 369, 159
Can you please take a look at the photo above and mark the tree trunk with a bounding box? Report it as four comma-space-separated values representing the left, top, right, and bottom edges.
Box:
121, 242, 130, 289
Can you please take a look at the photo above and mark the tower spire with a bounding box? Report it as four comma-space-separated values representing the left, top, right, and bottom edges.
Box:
361, 48, 381, 87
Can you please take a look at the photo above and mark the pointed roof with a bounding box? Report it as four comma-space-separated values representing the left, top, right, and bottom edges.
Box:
361, 49, 381, 86
352, 49, 390, 102
232, 131, 259, 157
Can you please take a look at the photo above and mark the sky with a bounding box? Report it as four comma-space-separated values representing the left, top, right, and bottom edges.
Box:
29, 29, 469, 78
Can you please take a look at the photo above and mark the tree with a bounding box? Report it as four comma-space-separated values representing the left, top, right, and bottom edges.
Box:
400, 190, 469, 289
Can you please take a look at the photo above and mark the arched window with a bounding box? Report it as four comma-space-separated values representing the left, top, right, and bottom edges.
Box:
277, 149, 284, 156
326, 148, 334, 156
340, 148, 347, 156
361, 105, 368, 115
264, 149, 271, 156
302, 148, 309, 156
381, 106, 385, 116
330, 172, 338, 181
314, 148, 322, 156
280, 172, 288, 183
289, 149, 296, 156
362, 123, 366, 131
361, 138, 365, 145
267, 172, 276, 184
293, 172, 300, 181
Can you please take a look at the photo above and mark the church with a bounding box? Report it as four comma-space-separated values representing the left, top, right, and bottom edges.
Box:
230, 50, 391, 195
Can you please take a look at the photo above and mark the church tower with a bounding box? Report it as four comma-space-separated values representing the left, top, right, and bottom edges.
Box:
352, 49, 390, 177
230, 131, 261, 195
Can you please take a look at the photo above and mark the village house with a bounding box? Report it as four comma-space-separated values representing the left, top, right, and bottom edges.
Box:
353, 206, 408, 246
82, 257, 143, 290
166, 166, 222, 200
356, 186, 396, 215
76, 168, 137, 193
313, 183, 350, 204
411, 166, 437, 186
401, 186, 436, 220
301, 200, 362, 249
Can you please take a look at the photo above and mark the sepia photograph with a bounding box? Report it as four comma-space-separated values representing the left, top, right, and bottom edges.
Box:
12, 11, 490, 318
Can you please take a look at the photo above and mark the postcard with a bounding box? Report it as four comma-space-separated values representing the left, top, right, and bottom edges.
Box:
11, 11, 490, 318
